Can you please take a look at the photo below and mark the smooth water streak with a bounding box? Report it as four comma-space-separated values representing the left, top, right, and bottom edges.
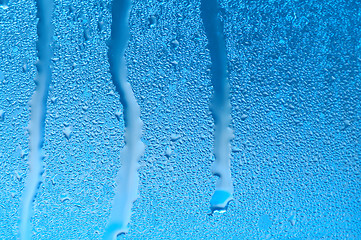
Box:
103, 0, 144, 239
200, 0, 234, 213
19, 0, 53, 239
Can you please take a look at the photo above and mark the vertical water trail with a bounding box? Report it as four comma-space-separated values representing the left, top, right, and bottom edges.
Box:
103, 0, 144, 239
19, 0, 53, 239
200, 0, 234, 213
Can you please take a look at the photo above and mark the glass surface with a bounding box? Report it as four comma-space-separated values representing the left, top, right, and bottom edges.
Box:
0, 0, 360, 239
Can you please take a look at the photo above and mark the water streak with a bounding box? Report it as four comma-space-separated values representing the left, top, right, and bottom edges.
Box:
20, 0, 53, 239
200, 0, 234, 213
103, 0, 144, 238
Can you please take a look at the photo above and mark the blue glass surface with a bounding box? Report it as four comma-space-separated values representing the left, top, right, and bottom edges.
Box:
0, 0, 360, 239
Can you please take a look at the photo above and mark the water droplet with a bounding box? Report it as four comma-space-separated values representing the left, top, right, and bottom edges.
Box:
232, 147, 241, 152
60, 195, 71, 203
15, 170, 22, 182
0, 0, 8, 10
10, 191, 16, 198
63, 126, 72, 140
84, 28, 91, 41
210, 190, 233, 214
165, 146, 172, 158
0, 110, 4, 121
171, 39, 179, 48
51, 175, 58, 185
68, 4, 75, 13
148, 15, 157, 28
170, 133, 181, 141
343, 119, 351, 129
98, 20, 105, 31
0, 70, 4, 83
115, 110, 122, 121
20, 149, 26, 158
288, 213, 296, 226
22, 64, 28, 73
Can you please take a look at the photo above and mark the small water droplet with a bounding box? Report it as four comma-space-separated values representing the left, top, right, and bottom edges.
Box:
343, 119, 351, 129
98, 20, 105, 31
11, 191, 16, 198
0, 0, 8, 9
288, 213, 296, 226
115, 110, 122, 121
63, 126, 72, 139
68, 4, 75, 13
0, 110, 5, 121
148, 15, 157, 28
165, 146, 172, 158
15, 170, 22, 181
170, 133, 181, 141
0, 70, 4, 83
107, 90, 115, 96
60, 195, 71, 203
20, 149, 26, 158
171, 39, 179, 48
51, 175, 58, 185
232, 147, 241, 152
84, 28, 91, 41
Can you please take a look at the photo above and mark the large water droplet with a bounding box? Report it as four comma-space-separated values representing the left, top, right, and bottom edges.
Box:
210, 190, 233, 214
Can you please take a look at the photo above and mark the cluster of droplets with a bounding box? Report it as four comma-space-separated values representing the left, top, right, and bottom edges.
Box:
15, 0, 235, 239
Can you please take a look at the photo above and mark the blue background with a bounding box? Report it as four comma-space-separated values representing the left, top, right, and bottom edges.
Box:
0, 0, 360, 239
